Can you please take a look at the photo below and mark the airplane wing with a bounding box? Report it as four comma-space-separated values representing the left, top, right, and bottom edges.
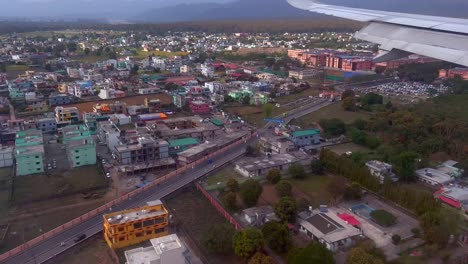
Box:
287, 0, 468, 67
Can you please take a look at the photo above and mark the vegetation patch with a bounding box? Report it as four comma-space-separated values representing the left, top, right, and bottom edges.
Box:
370, 209, 396, 227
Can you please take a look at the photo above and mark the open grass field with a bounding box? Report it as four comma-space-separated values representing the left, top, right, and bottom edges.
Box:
74, 55, 111, 64
12, 165, 108, 205
132, 49, 188, 60
5, 64, 31, 72
164, 186, 241, 264
289, 175, 334, 207
205, 166, 245, 189
326, 142, 372, 155
275, 87, 321, 105
291, 102, 372, 127
68, 93, 172, 113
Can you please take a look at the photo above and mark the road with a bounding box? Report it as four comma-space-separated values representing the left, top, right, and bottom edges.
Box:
1, 139, 253, 264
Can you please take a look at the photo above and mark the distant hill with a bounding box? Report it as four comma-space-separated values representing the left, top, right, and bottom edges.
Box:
135, 0, 468, 22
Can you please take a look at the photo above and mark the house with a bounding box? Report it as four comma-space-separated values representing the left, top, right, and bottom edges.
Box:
289, 68, 323, 80
259, 136, 295, 155
55, 106, 80, 127
241, 206, 280, 227
49, 93, 75, 107
124, 234, 192, 264
365, 160, 398, 184
98, 88, 125, 100
415, 160, 463, 186
289, 129, 321, 147
36, 118, 57, 134
0, 145, 13, 168
83, 113, 110, 135
97, 121, 121, 152
298, 208, 361, 252
434, 185, 468, 211
188, 100, 210, 114
235, 152, 310, 178
15, 129, 44, 176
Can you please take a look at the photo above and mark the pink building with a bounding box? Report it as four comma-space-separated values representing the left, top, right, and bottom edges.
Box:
439, 67, 468, 80
189, 100, 211, 114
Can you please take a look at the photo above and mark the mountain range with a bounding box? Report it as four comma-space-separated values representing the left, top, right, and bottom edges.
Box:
1, 0, 467, 22
135, 0, 468, 22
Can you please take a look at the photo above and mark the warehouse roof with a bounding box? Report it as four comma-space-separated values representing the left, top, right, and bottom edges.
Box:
292, 129, 320, 137
169, 138, 199, 148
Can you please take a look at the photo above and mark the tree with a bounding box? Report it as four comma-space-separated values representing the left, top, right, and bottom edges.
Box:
248, 252, 274, 264
242, 95, 251, 105
310, 159, 324, 175
342, 89, 355, 99
226, 178, 239, 192
287, 242, 334, 264
342, 96, 356, 111
261, 221, 290, 253
130, 64, 139, 75
222, 192, 237, 210
275, 180, 292, 197
233, 228, 264, 259
263, 103, 273, 118
326, 177, 346, 202
240, 179, 263, 207
347, 247, 384, 264
344, 182, 362, 201
319, 119, 346, 136
392, 234, 401, 245
353, 118, 368, 130
393, 151, 418, 182
246, 145, 259, 157
201, 223, 235, 255
0, 63, 6, 73
351, 128, 368, 145
44, 63, 52, 72
288, 164, 305, 179
275, 197, 297, 223
266, 169, 281, 184
164, 82, 180, 91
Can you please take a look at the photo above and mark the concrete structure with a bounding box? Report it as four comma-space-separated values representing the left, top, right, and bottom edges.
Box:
139, 87, 161, 95
111, 114, 131, 126
55, 106, 80, 127
439, 67, 468, 80
36, 118, 57, 134
14, 129, 44, 176
168, 138, 199, 156
48, 93, 75, 107
62, 125, 96, 167
146, 116, 222, 142
98, 88, 126, 100
242, 206, 280, 227
259, 136, 295, 155
289, 129, 321, 147
97, 121, 121, 152
415, 161, 463, 186
235, 152, 310, 178
365, 160, 398, 184
116, 136, 170, 166
177, 142, 218, 166
434, 185, 468, 211
0, 146, 13, 168
188, 100, 210, 114
289, 68, 323, 80
103, 200, 169, 249
298, 209, 361, 252
124, 234, 192, 264
83, 113, 110, 135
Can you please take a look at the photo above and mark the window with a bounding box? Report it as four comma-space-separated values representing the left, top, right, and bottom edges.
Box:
119, 237, 125, 241
143, 219, 154, 227
37, 168, 41, 171
35, 156, 39, 159
133, 222, 142, 229
155, 218, 165, 224
75, 156, 79, 159
36, 162, 40, 165
135, 232, 143, 237
118, 227, 124, 232
155, 227, 165, 234
146, 230, 152, 235
75, 150, 79, 153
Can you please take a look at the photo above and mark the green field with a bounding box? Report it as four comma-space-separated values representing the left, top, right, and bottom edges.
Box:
5, 64, 31, 72
289, 175, 333, 207
132, 49, 189, 60
205, 166, 245, 189
326, 143, 372, 155
74, 55, 110, 63
12, 166, 108, 205
291, 103, 373, 127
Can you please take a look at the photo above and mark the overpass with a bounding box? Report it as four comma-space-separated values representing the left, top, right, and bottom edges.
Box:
0, 132, 257, 264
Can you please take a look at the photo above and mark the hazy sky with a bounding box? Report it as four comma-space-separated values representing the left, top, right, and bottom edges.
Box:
0, 0, 233, 18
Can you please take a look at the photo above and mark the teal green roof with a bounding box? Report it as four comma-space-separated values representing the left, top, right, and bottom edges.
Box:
211, 119, 224, 127
292, 129, 320, 137
169, 138, 199, 148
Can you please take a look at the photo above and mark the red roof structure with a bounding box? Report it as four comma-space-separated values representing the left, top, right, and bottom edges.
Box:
338, 213, 361, 226
438, 196, 461, 209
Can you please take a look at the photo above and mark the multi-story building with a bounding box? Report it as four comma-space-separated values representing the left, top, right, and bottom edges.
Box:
48, 93, 75, 107
168, 138, 199, 156
146, 116, 222, 142
188, 100, 211, 114
115, 136, 170, 165
177, 142, 218, 166
15, 129, 44, 176
289, 69, 323, 80
36, 118, 57, 134
93, 102, 127, 115
365, 160, 398, 184
103, 200, 169, 249
144, 98, 161, 112
55, 106, 80, 127
0, 145, 13, 168
98, 88, 126, 100
439, 67, 468, 80
288, 129, 321, 147
62, 125, 96, 167
97, 121, 121, 151
201, 63, 215, 77
83, 112, 110, 135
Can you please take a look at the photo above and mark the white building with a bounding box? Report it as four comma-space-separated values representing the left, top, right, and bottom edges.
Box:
415, 160, 463, 186
124, 234, 192, 264
153, 58, 167, 71
365, 160, 398, 184
98, 88, 125, 100
180, 65, 191, 73
204, 82, 223, 94
97, 121, 121, 152
201, 63, 215, 77
289, 69, 322, 80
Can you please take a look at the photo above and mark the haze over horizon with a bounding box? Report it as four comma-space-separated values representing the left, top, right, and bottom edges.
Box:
0, 0, 467, 21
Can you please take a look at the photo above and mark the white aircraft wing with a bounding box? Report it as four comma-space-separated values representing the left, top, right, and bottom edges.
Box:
287, 0, 468, 66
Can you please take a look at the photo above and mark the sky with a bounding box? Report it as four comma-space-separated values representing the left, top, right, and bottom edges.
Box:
0, 0, 233, 18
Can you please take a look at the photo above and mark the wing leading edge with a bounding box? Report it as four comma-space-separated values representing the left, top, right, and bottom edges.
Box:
287, 0, 468, 67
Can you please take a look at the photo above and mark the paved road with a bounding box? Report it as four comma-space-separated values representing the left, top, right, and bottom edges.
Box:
2, 139, 253, 264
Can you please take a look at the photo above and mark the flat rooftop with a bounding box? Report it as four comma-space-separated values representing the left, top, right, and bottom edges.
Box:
125, 234, 188, 264
105, 200, 167, 225
416, 168, 453, 184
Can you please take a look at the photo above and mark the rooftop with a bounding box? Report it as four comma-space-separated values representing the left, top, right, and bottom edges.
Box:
415, 168, 453, 184
168, 138, 199, 148
105, 200, 167, 225
292, 129, 320, 137
125, 234, 188, 264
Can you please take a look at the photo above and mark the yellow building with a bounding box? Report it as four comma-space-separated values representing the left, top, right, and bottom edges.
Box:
103, 200, 169, 249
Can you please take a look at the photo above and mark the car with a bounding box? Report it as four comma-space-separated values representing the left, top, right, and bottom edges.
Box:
106, 172, 111, 179
74, 234, 86, 243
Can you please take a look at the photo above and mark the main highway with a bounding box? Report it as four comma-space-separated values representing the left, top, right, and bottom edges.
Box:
1, 99, 334, 264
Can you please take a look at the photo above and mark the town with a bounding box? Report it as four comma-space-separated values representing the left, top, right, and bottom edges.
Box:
0, 26, 467, 264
